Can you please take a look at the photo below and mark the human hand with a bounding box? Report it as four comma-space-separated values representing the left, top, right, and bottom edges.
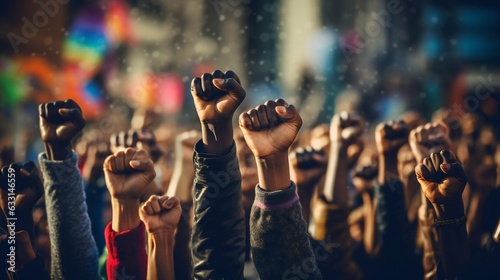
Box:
409, 123, 451, 163
329, 111, 364, 150
290, 146, 327, 188
139, 195, 181, 234
82, 140, 110, 184
375, 120, 409, 155
415, 150, 468, 217
39, 99, 86, 160
103, 148, 156, 200
191, 70, 246, 154
0, 161, 43, 218
239, 99, 302, 158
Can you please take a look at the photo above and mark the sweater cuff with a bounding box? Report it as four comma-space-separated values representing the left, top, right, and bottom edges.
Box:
253, 181, 299, 211
105, 221, 146, 262
38, 151, 79, 183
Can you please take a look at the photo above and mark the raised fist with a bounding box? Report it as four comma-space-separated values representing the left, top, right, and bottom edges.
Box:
239, 99, 302, 158
415, 150, 468, 205
103, 148, 156, 200
110, 130, 139, 153
111, 129, 163, 163
0, 161, 43, 215
375, 120, 409, 155
82, 140, 111, 183
330, 111, 364, 148
139, 195, 181, 233
409, 123, 451, 163
39, 99, 86, 144
191, 70, 246, 123
290, 146, 327, 187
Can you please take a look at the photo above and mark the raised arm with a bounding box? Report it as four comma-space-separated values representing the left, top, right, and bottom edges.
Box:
240, 98, 322, 279
415, 150, 470, 278
190, 70, 246, 279
321, 112, 364, 206
140, 194, 181, 280
37, 99, 99, 280
103, 148, 156, 280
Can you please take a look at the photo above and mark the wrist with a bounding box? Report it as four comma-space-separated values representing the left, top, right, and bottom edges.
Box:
44, 142, 72, 161
150, 230, 176, 241
111, 197, 141, 232
432, 200, 465, 220
377, 154, 398, 185
200, 120, 233, 155
255, 151, 290, 191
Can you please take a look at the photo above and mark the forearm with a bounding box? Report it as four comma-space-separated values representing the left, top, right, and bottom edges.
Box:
200, 120, 233, 155
44, 142, 73, 161
361, 192, 376, 255
433, 201, 470, 277
378, 152, 399, 186
255, 151, 290, 191
148, 231, 175, 280
111, 198, 141, 232
323, 145, 348, 206
38, 151, 99, 280
166, 160, 193, 203
251, 183, 322, 280
191, 141, 245, 279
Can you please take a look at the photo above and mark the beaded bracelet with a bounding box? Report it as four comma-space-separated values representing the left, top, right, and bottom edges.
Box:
434, 216, 467, 228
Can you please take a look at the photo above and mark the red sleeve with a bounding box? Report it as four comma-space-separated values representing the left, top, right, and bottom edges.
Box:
105, 221, 147, 280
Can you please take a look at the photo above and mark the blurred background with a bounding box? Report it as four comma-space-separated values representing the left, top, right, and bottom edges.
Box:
0, 0, 499, 162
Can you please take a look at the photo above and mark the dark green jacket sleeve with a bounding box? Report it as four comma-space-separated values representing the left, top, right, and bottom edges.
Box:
191, 141, 246, 279
251, 182, 322, 280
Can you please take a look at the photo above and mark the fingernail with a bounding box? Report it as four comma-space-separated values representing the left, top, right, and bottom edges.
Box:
212, 78, 225, 85
129, 160, 141, 168
441, 163, 450, 171
276, 106, 286, 114
164, 201, 172, 208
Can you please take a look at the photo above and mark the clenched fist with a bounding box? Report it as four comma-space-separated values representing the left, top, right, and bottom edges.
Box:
375, 120, 409, 155
103, 148, 156, 200
39, 99, 86, 160
139, 195, 181, 233
409, 123, 451, 163
111, 129, 163, 162
191, 70, 246, 154
415, 150, 468, 205
290, 146, 327, 188
330, 111, 364, 147
0, 161, 43, 214
239, 99, 302, 158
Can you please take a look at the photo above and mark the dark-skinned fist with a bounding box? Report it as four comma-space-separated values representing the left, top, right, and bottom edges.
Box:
239, 99, 302, 158
415, 150, 468, 205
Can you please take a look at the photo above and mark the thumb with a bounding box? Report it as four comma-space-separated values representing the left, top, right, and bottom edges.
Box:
162, 196, 180, 210
129, 159, 156, 176
440, 162, 467, 180
275, 105, 302, 127
213, 78, 246, 101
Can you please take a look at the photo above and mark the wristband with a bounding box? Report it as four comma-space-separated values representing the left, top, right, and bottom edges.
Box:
434, 216, 467, 228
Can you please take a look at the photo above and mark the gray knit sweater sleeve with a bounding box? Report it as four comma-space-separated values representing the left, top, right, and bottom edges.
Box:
39, 152, 99, 280
250, 182, 322, 280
